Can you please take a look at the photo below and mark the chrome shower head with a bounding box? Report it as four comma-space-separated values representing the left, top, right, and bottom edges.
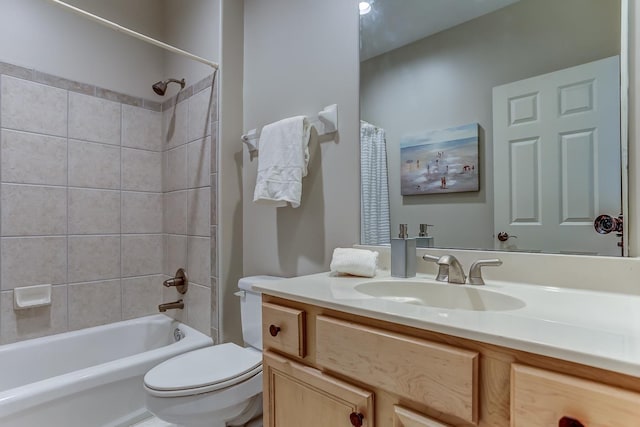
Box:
152, 78, 186, 96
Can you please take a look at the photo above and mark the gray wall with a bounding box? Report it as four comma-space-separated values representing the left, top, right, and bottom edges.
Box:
0, 0, 165, 101
242, 0, 360, 278
360, 0, 620, 250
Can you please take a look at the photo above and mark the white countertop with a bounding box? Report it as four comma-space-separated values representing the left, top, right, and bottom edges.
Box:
255, 271, 640, 378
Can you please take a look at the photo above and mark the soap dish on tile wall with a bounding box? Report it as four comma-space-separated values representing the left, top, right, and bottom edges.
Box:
14, 284, 52, 310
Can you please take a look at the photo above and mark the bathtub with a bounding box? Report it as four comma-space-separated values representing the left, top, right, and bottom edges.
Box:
0, 314, 212, 427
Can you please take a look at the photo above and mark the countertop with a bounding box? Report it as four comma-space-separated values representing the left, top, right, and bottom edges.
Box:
255, 271, 640, 378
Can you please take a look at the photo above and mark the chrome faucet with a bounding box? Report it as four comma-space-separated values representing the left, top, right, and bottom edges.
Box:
423, 254, 466, 284
158, 299, 184, 312
467, 259, 503, 285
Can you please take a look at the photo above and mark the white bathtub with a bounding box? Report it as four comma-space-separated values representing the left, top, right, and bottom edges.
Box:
0, 314, 212, 427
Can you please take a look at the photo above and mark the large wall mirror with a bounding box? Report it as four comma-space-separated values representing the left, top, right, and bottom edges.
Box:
359, 0, 628, 256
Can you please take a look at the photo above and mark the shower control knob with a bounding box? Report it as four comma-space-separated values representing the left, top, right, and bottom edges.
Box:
349, 412, 364, 427
269, 325, 281, 337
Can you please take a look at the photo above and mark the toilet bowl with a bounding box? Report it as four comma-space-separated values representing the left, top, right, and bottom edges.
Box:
144, 276, 283, 427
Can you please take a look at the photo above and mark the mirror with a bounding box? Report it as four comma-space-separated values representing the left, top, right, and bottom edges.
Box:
359, 0, 627, 256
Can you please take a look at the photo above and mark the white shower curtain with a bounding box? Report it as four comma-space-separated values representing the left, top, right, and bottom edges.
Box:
360, 120, 390, 245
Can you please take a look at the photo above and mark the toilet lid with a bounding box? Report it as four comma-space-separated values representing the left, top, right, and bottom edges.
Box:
144, 343, 262, 394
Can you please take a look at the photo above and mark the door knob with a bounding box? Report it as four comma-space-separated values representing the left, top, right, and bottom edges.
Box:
349, 412, 364, 427
497, 232, 517, 242
559, 416, 584, 427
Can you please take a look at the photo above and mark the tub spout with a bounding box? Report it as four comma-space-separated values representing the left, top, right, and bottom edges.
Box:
159, 299, 184, 312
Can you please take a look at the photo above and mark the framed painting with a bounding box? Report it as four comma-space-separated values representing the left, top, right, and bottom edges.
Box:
400, 123, 479, 195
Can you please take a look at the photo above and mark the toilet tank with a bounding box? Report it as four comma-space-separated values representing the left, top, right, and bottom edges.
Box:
238, 276, 283, 350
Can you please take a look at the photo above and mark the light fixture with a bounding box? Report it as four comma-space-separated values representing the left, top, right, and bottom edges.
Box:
359, 1, 372, 15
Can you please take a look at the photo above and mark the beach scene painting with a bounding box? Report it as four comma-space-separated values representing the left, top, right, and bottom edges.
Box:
400, 123, 479, 195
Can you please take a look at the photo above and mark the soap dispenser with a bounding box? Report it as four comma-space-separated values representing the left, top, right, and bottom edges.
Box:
391, 224, 416, 278
416, 224, 435, 248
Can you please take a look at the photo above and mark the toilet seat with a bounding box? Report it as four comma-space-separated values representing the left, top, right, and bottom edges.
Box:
144, 343, 262, 398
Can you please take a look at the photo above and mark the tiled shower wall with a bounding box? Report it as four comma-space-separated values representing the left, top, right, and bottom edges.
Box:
0, 62, 219, 344
161, 75, 219, 340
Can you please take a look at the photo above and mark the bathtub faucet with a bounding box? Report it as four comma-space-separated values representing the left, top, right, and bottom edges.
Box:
158, 299, 184, 312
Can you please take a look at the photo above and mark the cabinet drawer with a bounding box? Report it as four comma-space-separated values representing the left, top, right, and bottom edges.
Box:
316, 315, 478, 424
511, 364, 640, 426
393, 405, 451, 427
262, 302, 306, 358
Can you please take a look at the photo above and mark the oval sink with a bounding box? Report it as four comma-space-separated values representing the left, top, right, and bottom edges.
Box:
354, 281, 525, 311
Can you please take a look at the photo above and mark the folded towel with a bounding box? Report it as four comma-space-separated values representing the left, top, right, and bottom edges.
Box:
253, 116, 312, 208
330, 248, 378, 278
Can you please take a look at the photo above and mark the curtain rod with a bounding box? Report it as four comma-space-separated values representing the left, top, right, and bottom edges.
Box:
44, 0, 219, 70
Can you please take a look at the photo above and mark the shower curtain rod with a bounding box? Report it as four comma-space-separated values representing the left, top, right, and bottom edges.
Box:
45, 0, 219, 70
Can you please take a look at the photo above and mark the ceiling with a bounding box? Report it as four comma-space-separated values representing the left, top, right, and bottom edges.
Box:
359, 0, 521, 61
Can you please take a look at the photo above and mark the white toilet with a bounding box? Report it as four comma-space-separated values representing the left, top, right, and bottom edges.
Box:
144, 276, 282, 427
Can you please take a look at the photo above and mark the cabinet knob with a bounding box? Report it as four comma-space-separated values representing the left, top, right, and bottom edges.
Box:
269, 325, 281, 337
349, 412, 364, 427
559, 416, 584, 427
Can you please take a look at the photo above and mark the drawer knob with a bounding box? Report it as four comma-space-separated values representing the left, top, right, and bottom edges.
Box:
559, 416, 584, 427
349, 412, 364, 427
269, 325, 281, 337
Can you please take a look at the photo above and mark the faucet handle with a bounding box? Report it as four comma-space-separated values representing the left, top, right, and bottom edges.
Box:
422, 254, 447, 282
468, 259, 502, 285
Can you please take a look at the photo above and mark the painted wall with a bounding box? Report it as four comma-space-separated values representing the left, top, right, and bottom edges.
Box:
242, 0, 360, 278
0, 0, 165, 101
360, 0, 620, 250
162, 0, 221, 94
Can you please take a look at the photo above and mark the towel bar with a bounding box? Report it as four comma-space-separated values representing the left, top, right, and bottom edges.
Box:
241, 104, 338, 153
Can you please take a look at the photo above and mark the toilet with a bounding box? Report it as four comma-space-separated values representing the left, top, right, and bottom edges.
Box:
144, 276, 283, 427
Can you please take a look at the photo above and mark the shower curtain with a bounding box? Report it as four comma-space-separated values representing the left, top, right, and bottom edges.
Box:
360, 120, 391, 245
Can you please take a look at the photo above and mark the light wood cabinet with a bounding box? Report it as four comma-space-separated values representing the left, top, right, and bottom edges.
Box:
263, 351, 374, 427
262, 296, 640, 427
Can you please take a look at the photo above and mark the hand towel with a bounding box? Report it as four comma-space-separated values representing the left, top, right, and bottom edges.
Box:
330, 248, 379, 278
253, 116, 312, 208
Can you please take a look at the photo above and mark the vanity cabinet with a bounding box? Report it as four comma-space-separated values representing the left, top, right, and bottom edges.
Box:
261, 295, 640, 427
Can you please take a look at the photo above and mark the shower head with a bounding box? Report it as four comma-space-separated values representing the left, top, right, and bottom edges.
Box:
152, 78, 186, 96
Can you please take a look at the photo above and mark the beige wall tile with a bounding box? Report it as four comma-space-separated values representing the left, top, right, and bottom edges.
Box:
122, 148, 162, 192
210, 174, 218, 225
0, 76, 67, 137
187, 137, 210, 189
68, 235, 120, 283
1, 130, 67, 185
164, 234, 187, 276
1, 184, 67, 236
1, 237, 67, 290
122, 275, 163, 320
0, 285, 68, 344
122, 105, 162, 151
68, 280, 122, 330
68, 92, 121, 145
68, 140, 121, 189
185, 283, 211, 336
164, 145, 187, 192
162, 100, 188, 149
122, 234, 163, 277
188, 87, 212, 142
187, 187, 210, 237
164, 191, 187, 235
210, 121, 218, 173
122, 192, 163, 234
187, 236, 210, 287
68, 189, 120, 234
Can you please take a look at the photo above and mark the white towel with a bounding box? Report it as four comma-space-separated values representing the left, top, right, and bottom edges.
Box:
330, 248, 378, 278
253, 116, 312, 208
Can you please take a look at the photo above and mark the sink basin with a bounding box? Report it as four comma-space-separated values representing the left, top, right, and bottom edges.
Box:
354, 281, 525, 311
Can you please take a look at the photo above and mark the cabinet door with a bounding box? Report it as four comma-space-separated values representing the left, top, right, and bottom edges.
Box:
393, 405, 451, 427
263, 351, 374, 427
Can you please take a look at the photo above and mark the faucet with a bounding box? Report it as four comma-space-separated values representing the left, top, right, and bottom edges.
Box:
422, 254, 466, 284
158, 299, 184, 312
468, 259, 503, 285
